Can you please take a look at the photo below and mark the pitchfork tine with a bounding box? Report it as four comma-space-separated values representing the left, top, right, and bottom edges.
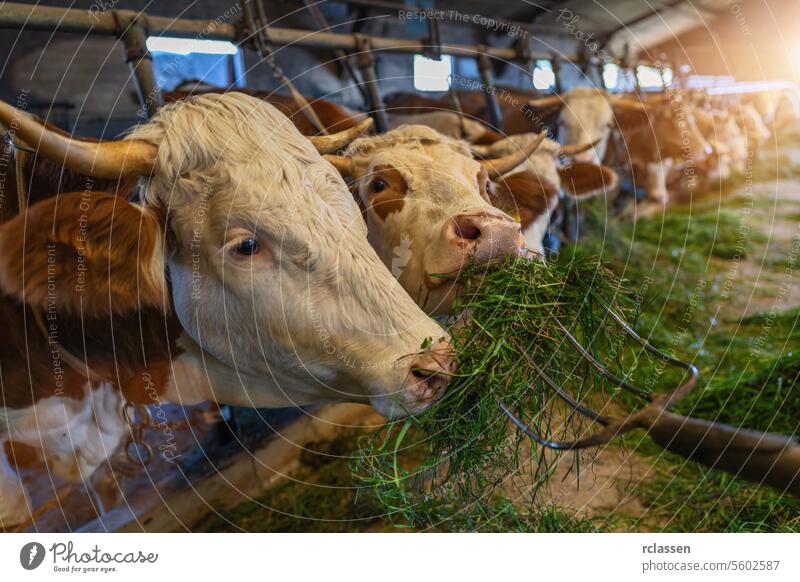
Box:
554, 318, 651, 400
518, 350, 609, 425
603, 307, 699, 406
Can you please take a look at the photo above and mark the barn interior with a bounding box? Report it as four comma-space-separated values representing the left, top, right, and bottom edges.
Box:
0, 0, 798, 534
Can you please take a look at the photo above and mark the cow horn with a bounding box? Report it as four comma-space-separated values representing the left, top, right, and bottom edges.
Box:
0, 99, 156, 179
559, 138, 601, 157
478, 131, 546, 179
308, 117, 373, 154
323, 154, 355, 176
527, 95, 562, 109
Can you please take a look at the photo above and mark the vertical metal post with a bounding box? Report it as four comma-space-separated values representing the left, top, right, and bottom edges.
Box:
477, 48, 502, 130
354, 34, 389, 133
115, 13, 161, 118
551, 53, 563, 94
302, 0, 369, 105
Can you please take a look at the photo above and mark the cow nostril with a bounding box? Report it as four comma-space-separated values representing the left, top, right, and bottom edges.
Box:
412, 368, 432, 380
455, 222, 481, 241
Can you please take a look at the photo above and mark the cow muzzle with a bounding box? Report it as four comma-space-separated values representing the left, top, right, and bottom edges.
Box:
403, 338, 455, 411
442, 209, 525, 269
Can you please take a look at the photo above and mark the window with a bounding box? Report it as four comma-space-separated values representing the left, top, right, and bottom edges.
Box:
413, 54, 452, 92
603, 63, 637, 92
636, 65, 672, 90
146, 36, 245, 91
532, 59, 556, 91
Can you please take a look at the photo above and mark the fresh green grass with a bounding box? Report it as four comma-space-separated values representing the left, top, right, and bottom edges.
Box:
571, 193, 800, 532
351, 255, 681, 529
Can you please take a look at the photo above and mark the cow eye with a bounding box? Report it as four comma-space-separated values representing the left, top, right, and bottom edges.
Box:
371, 178, 386, 193
234, 238, 261, 255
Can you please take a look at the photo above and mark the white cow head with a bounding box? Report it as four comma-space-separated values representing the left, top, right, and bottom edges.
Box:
0, 94, 453, 419
324, 125, 544, 315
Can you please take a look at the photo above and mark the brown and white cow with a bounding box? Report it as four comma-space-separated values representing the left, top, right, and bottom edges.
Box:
601, 96, 713, 203
0, 93, 454, 525
322, 125, 547, 315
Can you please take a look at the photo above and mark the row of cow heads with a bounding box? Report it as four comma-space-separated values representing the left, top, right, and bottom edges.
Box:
0, 93, 453, 419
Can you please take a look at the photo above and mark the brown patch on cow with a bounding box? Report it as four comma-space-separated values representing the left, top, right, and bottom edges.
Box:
559, 163, 619, 199
3, 441, 41, 469
0, 191, 165, 317
367, 165, 407, 220
472, 129, 505, 145
120, 358, 176, 404
612, 102, 651, 133
490, 171, 559, 229
0, 139, 136, 226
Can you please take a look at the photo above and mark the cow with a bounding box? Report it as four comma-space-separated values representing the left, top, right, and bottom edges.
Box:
320, 125, 549, 315
598, 95, 713, 204
734, 102, 773, 162
525, 88, 682, 167
0, 92, 455, 526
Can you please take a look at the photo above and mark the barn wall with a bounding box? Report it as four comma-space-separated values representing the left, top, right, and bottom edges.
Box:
650, 0, 800, 82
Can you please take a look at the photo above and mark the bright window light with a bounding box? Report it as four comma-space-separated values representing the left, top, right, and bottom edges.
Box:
603, 63, 620, 90
413, 54, 452, 92
146, 37, 239, 56
637, 65, 666, 89
532, 59, 556, 91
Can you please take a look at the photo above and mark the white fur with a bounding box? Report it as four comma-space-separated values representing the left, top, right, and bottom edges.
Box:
0, 383, 125, 526
557, 88, 614, 165
388, 112, 490, 142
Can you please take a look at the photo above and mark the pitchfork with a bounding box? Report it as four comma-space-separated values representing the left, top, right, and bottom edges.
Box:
500, 307, 800, 498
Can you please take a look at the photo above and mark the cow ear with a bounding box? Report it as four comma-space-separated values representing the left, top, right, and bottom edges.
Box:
0, 192, 167, 317
558, 163, 619, 200
489, 171, 559, 228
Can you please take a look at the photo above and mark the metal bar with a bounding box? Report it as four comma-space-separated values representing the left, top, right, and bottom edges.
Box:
243, 0, 328, 134
551, 54, 563, 94
0, 2, 578, 62
353, 34, 389, 133
301, 0, 369, 104
114, 13, 161, 118
476, 50, 502, 130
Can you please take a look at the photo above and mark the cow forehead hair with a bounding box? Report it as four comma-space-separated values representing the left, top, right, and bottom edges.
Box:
127, 92, 326, 209
345, 124, 473, 160
564, 86, 612, 102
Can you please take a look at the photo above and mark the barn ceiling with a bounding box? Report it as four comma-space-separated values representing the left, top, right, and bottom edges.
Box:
326, 0, 738, 59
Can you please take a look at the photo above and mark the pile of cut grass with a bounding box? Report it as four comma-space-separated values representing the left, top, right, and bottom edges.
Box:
353, 255, 662, 528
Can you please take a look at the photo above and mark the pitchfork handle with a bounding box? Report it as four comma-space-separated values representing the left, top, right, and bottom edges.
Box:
644, 410, 800, 498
